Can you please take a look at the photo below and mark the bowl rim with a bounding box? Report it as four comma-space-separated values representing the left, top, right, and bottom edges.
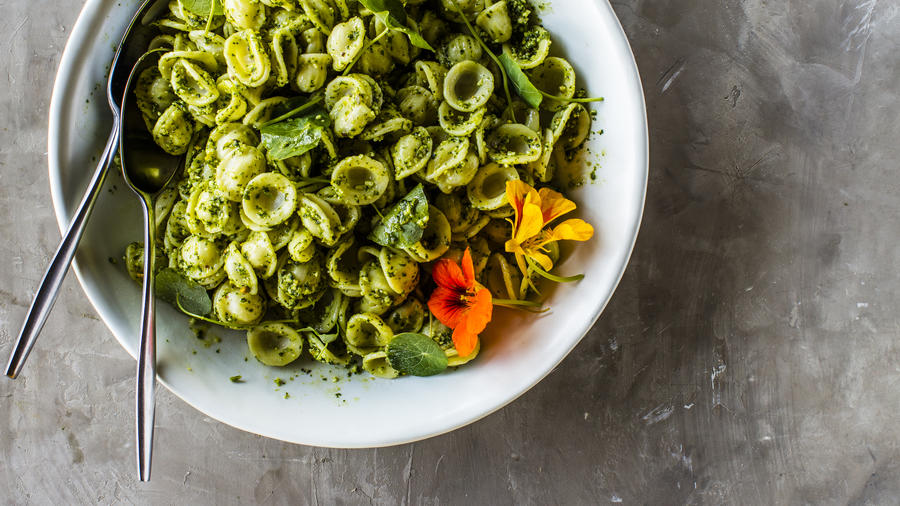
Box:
46, 0, 648, 447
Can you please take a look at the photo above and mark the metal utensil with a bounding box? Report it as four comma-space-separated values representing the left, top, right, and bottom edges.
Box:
5, 0, 167, 379
118, 49, 183, 482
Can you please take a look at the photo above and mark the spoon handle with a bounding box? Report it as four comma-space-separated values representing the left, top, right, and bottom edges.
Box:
6, 123, 119, 379
135, 195, 157, 482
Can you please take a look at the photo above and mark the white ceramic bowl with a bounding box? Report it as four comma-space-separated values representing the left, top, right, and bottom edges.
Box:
48, 0, 647, 447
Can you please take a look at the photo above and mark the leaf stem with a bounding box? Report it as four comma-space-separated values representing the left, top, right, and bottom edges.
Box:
342, 28, 390, 76
526, 258, 585, 283
261, 95, 324, 127
450, 1, 516, 122
539, 90, 604, 103
203, 0, 217, 34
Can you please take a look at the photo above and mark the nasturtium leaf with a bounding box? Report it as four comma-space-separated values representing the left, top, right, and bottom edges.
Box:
260, 109, 330, 160
180, 0, 224, 16
499, 53, 543, 109
368, 184, 430, 248
358, 0, 435, 51
155, 268, 213, 316
386, 333, 448, 376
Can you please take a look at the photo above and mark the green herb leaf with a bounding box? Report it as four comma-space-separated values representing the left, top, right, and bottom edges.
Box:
386, 333, 448, 376
368, 184, 430, 248
499, 53, 543, 109
260, 109, 330, 160
180, 0, 223, 16
358, 0, 435, 51
155, 268, 212, 316
229, 375, 244, 383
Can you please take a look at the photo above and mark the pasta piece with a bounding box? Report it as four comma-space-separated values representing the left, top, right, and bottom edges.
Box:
397, 85, 437, 125
223, 0, 266, 31
224, 29, 272, 88
384, 298, 426, 334
476, 1, 513, 43
213, 282, 266, 325
241, 172, 299, 228
414, 61, 447, 101
328, 155, 390, 205
241, 230, 279, 279
362, 351, 400, 378
186, 182, 241, 236
170, 59, 220, 107
297, 193, 343, 246
180, 235, 226, 282
326, 236, 365, 296
216, 144, 267, 201
151, 102, 194, 155
294, 53, 332, 92
345, 312, 393, 355
271, 253, 327, 310
288, 227, 317, 263
438, 101, 485, 136
269, 27, 300, 88
529, 56, 576, 111
486, 123, 543, 164
402, 205, 451, 262
443, 61, 494, 112
503, 26, 551, 69
327, 17, 366, 71
300, 0, 338, 34
224, 241, 259, 295
247, 323, 303, 366
438, 34, 482, 67
467, 162, 519, 210
391, 126, 433, 180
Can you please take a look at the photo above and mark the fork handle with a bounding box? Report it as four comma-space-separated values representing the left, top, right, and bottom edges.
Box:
135, 193, 157, 482
6, 122, 120, 379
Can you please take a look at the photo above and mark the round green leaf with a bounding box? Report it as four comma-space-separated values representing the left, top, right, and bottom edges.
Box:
386, 333, 448, 377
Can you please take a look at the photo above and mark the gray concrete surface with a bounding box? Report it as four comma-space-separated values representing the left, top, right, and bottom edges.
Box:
2, 0, 899, 504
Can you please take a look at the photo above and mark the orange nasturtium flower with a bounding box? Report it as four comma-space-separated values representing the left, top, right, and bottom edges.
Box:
427, 248, 493, 357
504, 180, 594, 276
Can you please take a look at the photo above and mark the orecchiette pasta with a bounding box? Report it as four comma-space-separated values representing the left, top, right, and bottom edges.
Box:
126, 0, 598, 377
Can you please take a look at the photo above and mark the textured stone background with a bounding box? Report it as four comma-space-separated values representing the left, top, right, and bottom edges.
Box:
2, 0, 899, 504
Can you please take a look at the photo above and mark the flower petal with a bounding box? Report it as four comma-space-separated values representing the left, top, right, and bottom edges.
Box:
431, 257, 467, 291
451, 287, 493, 357
461, 247, 475, 287
427, 286, 467, 329
452, 327, 479, 358
506, 180, 531, 230
537, 187, 577, 224
515, 201, 544, 243
547, 219, 594, 242
523, 248, 554, 271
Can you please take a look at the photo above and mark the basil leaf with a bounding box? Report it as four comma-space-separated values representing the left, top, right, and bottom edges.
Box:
155, 268, 212, 316
499, 53, 543, 109
180, 0, 223, 16
387, 333, 448, 376
368, 184, 430, 248
358, 0, 435, 51
260, 109, 330, 160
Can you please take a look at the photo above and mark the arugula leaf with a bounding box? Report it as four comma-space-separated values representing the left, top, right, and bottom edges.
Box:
155, 268, 212, 316
387, 333, 448, 376
180, 0, 223, 16
260, 109, 330, 160
358, 0, 435, 51
368, 184, 430, 248
499, 53, 543, 109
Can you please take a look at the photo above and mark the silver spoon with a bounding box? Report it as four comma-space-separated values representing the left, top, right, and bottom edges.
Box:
118, 49, 183, 482
5, 0, 168, 379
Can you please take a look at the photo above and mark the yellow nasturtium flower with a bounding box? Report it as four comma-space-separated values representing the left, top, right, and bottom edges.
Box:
504, 180, 594, 276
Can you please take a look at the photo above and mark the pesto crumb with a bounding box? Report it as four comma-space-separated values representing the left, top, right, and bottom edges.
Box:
274, 377, 286, 386
230, 375, 243, 383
